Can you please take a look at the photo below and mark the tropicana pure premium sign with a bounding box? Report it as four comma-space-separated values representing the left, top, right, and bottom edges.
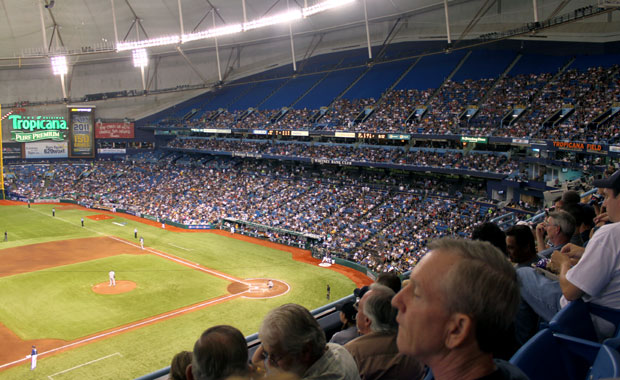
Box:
8, 114, 67, 142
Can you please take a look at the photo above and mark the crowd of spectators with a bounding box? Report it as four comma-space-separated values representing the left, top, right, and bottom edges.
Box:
512, 66, 620, 142
164, 165, 620, 380
167, 138, 520, 174
5, 158, 506, 274
466, 72, 553, 137
357, 89, 428, 132
154, 64, 620, 144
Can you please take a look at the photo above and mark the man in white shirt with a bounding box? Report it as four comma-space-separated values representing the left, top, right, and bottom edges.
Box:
551, 169, 620, 337
516, 170, 620, 340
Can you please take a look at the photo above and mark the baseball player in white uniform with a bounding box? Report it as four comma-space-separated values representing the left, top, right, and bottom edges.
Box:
30, 345, 37, 370
109, 270, 116, 286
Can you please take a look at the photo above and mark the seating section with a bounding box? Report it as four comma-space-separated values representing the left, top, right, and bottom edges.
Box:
5, 159, 501, 274
142, 46, 620, 144
167, 138, 519, 174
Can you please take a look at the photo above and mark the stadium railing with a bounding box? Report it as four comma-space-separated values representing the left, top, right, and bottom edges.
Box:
134, 295, 357, 380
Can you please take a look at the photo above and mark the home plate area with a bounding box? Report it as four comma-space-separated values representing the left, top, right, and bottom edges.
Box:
227, 279, 289, 299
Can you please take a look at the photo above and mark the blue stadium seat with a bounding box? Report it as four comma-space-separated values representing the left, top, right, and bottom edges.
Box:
549, 299, 620, 342
510, 328, 600, 380
587, 344, 620, 380
548, 298, 599, 341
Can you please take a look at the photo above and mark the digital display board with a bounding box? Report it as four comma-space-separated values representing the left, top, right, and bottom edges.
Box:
68, 106, 95, 158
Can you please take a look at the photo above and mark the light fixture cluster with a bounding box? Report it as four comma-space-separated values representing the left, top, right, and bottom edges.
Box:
182, 24, 244, 43
243, 10, 302, 32
51, 55, 67, 75
50, 0, 355, 78
303, 0, 355, 17
117, 35, 181, 52
116, 0, 356, 52
132, 48, 149, 68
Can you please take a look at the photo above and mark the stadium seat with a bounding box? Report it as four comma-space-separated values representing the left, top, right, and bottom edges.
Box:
510, 328, 600, 380
587, 344, 620, 380
548, 299, 599, 341
549, 299, 620, 342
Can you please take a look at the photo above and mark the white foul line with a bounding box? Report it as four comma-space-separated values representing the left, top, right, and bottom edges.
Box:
168, 243, 191, 251
48, 352, 122, 379
0, 292, 244, 370
29, 208, 246, 285
107, 236, 250, 286
0, 209, 256, 370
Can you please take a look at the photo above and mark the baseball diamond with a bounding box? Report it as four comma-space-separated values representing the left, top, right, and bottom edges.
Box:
0, 202, 370, 378
0, 1, 618, 378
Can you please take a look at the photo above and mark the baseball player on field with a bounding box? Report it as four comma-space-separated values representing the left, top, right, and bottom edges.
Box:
30, 345, 37, 370
109, 270, 116, 286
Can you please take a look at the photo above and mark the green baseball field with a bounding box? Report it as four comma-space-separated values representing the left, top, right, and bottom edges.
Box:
0, 202, 369, 379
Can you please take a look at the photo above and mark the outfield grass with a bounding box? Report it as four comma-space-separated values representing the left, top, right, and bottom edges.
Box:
0, 204, 359, 379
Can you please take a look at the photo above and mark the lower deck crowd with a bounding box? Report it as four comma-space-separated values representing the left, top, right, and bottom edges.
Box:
4, 157, 518, 274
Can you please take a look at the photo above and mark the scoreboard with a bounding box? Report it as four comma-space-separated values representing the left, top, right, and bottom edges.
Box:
68, 106, 95, 158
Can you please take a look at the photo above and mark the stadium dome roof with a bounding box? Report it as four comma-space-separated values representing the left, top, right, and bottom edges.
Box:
1, 0, 618, 63
0, 0, 617, 114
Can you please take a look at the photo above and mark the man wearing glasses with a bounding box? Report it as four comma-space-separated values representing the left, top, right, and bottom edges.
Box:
535, 210, 575, 258
252, 303, 360, 379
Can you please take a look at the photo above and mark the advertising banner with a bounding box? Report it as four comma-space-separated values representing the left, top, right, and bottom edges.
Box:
461, 136, 488, 144
187, 225, 213, 230
2, 114, 68, 143
97, 148, 127, 154
69, 106, 95, 158
95, 121, 135, 139
2, 143, 22, 159
550, 141, 606, 153
24, 141, 68, 159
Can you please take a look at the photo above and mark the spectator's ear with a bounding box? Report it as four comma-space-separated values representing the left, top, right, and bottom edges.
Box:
186, 363, 194, 380
444, 313, 473, 350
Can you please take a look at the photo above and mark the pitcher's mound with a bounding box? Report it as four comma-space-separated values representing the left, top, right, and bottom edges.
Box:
92, 281, 137, 294
228, 278, 289, 299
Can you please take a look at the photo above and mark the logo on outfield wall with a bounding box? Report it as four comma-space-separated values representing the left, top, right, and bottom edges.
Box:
8, 114, 67, 142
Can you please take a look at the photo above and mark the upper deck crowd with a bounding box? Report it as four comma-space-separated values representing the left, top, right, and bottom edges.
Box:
159, 65, 620, 144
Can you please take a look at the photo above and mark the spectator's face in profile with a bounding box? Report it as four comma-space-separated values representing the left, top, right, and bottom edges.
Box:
355, 291, 372, 335
391, 250, 456, 361
602, 188, 620, 223
505, 235, 519, 262
262, 341, 303, 376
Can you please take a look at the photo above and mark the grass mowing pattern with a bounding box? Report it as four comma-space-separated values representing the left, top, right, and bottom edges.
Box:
0, 204, 358, 380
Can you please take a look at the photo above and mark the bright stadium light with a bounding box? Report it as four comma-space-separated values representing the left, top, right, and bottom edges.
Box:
243, 10, 302, 31
302, 0, 356, 17
51, 55, 67, 75
116, 0, 357, 50
133, 48, 149, 68
117, 35, 180, 52
182, 24, 243, 43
